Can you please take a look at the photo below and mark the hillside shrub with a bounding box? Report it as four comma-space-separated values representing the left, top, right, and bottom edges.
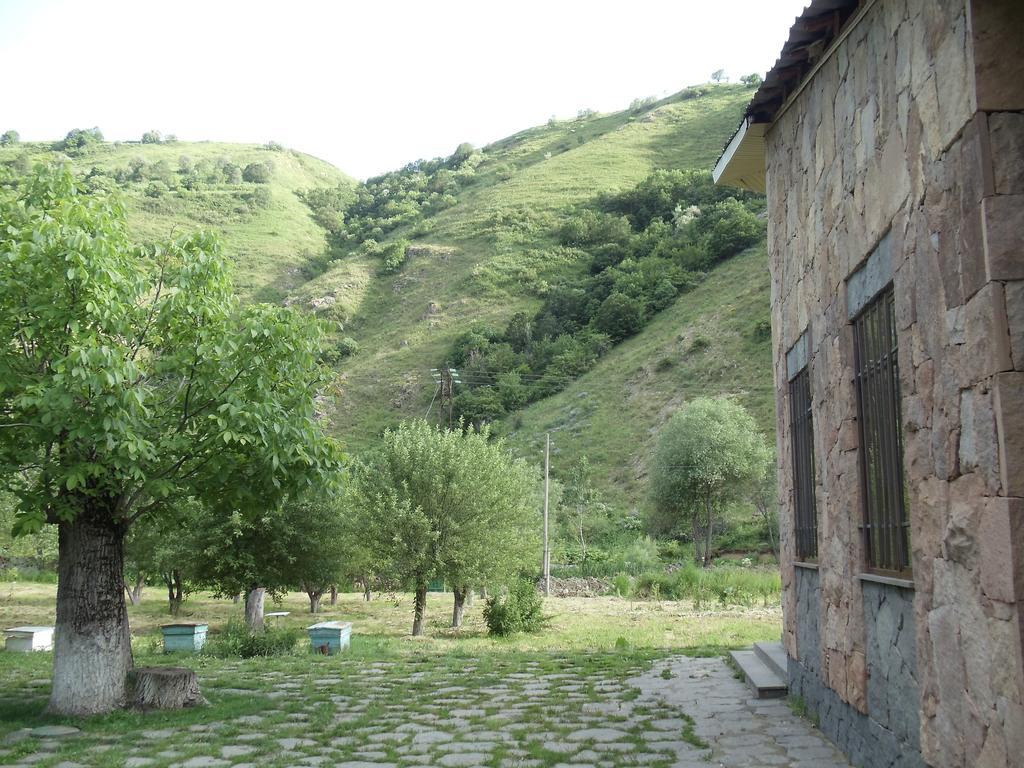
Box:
0, 130, 19, 146
242, 162, 271, 183
483, 579, 547, 636
58, 127, 103, 153
593, 292, 644, 341
141, 130, 162, 144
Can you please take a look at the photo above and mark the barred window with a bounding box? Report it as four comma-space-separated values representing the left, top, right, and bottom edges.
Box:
852, 285, 910, 575
789, 365, 818, 561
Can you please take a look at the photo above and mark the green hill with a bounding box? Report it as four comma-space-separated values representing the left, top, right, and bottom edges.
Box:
0, 138, 351, 301
1, 84, 771, 518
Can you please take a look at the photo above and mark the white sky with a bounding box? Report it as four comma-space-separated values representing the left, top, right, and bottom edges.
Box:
0, 0, 806, 179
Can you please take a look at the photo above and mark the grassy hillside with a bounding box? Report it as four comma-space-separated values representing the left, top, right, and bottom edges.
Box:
296, 85, 763, 471
0, 139, 351, 301
1, 84, 771, 516
503, 245, 773, 515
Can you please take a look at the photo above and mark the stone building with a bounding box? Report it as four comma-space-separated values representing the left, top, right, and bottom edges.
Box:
713, 1, 1023, 766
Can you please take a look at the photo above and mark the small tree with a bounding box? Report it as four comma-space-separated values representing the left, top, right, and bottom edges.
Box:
561, 456, 601, 564
0, 165, 340, 715
123, 500, 203, 613
0, 130, 19, 146
349, 420, 537, 635
711, 69, 726, 83
650, 397, 768, 567
740, 73, 763, 88
141, 130, 162, 144
286, 491, 348, 613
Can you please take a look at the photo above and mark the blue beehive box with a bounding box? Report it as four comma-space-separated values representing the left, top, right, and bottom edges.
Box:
307, 621, 352, 655
161, 623, 208, 653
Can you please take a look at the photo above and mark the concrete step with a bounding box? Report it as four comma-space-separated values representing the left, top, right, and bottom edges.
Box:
730, 649, 788, 699
754, 640, 789, 680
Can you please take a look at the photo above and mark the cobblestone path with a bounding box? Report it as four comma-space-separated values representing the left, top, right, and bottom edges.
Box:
1, 655, 849, 768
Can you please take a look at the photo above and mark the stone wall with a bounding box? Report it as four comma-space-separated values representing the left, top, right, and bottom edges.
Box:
767, 1, 1024, 766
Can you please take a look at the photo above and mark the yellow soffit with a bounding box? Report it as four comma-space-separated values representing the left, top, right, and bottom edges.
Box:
712, 118, 767, 193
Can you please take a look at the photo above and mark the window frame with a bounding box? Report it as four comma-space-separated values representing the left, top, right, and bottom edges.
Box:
787, 351, 818, 563
851, 284, 911, 578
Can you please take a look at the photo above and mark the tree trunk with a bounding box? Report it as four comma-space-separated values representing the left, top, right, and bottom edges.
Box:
129, 666, 206, 710
124, 573, 144, 606
48, 503, 133, 716
330, 585, 338, 605
691, 512, 703, 566
412, 582, 428, 636
466, 589, 474, 607
451, 585, 468, 629
578, 507, 587, 563
166, 569, 183, 615
703, 498, 715, 568
244, 587, 266, 633
362, 577, 372, 602
307, 589, 323, 614
232, 593, 240, 604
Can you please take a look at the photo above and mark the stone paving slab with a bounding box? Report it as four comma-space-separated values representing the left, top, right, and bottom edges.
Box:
1, 654, 851, 768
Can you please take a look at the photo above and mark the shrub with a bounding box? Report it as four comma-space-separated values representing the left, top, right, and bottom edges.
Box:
483, 579, 547, 636
338, 336, 359, 357
144, 181, 169, 198
243, 186, 272, 209
264, 140, 285, 151
0, 130, 19, 146
378, 240, 409, 274
222, 163, 242, 184
141, 130, 162, 144
242, 162, 271, 184
58, 127, 103, 153
207, 618, 302, 658
592, 292, 644, 341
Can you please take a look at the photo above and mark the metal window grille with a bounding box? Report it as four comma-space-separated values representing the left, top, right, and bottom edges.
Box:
852, 285, 911, 575
789, 367, 818, 560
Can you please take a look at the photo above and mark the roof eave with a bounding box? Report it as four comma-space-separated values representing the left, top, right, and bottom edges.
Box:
712, 117, 767, 193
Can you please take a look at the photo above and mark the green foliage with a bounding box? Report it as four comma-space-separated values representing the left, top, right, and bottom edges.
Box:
0, 130, 19, 147
206, 617, 301, 658
141, 130, 163, 144
649, 397, 769, 565
58, 127, 104, 153
593, 292, 645, 341
631, 563, 780, 606
483, 579, 547, 636
242, 161, 271, 183
348, 420, 538, 630
0, 164, 341, 533
376, 239, 410, 274
740, 73, 763, 88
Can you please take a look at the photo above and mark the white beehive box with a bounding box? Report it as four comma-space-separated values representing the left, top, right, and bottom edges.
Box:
5, 626, 54, 652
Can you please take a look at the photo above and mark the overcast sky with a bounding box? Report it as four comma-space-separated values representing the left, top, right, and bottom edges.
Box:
0, 0, 806, 179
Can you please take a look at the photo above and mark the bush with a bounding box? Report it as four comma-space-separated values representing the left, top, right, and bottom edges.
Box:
242, 162, 271, 184
144, 181, 169, 198
592, 292, 644, 341
0, 130, 19, 146
207, 618, 302, 658
141, 130, 162, 144
483, 579, 547, 636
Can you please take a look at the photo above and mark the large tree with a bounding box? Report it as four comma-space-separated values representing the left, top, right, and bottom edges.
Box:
349, 420, 537, 635
0, 166, 340, 715
649, 397, 768, 567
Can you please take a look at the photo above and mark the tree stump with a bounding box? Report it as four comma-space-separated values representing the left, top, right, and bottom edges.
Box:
129, 667, 207, 710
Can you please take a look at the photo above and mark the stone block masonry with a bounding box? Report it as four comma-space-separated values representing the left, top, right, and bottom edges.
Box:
765, 1, 1024, 766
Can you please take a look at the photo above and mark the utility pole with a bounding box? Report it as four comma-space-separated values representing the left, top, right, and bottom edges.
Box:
431, 366, 460, 429
543, 432, 551, 597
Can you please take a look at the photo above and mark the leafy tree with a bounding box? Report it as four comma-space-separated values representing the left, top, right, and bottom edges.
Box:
0, 130, 19, 146
650, 397, 768, 567
123, 498, 203, 612
349, 420, 537, 634
286, 491, 349, 613
141, 130, 162, 144
561, 456, 601, 563
740, 73, 763, 88
0, 166, 340, 715
711, 69, 726, 82
58, 127, 103, 153
242, 161, 271, 183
